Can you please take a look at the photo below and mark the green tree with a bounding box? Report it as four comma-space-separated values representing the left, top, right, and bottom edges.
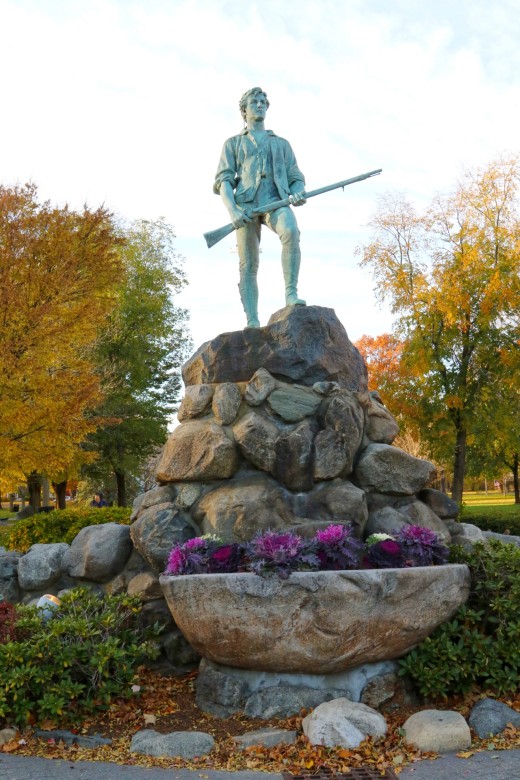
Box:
358, 158, 520, 503
84, 219, 192, 506
466, 355, 520, 503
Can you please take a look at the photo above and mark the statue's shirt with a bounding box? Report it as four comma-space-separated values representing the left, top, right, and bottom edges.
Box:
214, 129, 305, 206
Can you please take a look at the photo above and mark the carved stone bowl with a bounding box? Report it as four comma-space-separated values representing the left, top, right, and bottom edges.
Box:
160, 566, 470, 674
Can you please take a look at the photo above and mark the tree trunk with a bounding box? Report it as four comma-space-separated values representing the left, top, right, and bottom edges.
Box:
115, 470, 126, 507
513, 453, 520, 505
27, 472, 42, 511
53, 481, 67, 510
42, 476, 51, 507
451, 427, 467, 504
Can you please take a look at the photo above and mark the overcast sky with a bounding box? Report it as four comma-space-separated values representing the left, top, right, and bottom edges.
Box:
1, 0, 519, 351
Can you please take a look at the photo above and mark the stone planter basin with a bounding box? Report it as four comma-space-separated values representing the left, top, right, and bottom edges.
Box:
160, 565, 470, 674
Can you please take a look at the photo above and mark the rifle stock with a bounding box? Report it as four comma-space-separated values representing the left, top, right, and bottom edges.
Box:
203, 168, 382, 249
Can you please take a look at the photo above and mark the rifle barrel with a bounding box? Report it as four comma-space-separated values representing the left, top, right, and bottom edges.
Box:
204, 168, 382, 248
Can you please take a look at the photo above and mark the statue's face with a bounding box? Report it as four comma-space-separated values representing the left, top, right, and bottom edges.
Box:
245, 92, 268, 123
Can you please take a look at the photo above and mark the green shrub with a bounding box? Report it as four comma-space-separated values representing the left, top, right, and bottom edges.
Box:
461, 506, 520, 536
5, 506, 132, 552
0, 588, 161, 726
399, 540, 520, 698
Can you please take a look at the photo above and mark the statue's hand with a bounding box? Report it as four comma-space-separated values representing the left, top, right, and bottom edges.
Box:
231, 207, 253, 229
289, 190, 307, 207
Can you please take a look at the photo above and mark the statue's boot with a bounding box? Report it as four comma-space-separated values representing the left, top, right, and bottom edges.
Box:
238, 277, 260, 328
282, 248, 306, 306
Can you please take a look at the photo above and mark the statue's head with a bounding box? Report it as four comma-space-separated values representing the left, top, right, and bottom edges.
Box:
239, 87, 270, 121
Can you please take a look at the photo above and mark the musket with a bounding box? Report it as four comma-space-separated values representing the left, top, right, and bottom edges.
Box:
203, 168, 382, 248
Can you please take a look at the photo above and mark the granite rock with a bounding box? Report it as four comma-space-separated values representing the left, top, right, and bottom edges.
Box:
403, 709, 471, 752
182, 306, 368, 391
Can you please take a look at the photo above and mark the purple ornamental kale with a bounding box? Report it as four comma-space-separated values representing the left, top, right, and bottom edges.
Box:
165, 545, 186, 575
245, 530, 319, 579
207, 543, 245, 574
364, 539, 406, 569
164, 536, 221, 576
397, 525, 449, 566
314, 524, 364, 570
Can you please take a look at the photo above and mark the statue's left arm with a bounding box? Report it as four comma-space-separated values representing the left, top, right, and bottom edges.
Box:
282, 139, 306, 206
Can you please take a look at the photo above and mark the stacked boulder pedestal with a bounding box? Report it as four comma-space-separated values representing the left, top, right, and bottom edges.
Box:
133, 305, 458, 558
128, 305, 472, 718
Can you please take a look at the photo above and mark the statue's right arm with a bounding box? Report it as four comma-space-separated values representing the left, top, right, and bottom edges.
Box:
219, 181, 253, 229
214, 138, 253, 229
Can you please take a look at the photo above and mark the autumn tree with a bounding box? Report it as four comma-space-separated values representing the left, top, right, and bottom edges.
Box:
358, 158, 520, 503
0, 184, 124, 495
355, 333, 402, 395
83, 219, 192, 506
355, 332, 438, 464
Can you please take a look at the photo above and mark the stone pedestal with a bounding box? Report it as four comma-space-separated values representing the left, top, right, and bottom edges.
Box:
132, 306, 456, 572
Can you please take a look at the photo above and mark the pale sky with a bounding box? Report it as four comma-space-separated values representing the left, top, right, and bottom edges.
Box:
1, 0, 519, 353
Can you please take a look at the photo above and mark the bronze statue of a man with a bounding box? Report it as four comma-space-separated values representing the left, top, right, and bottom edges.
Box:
214, 87, 307, 328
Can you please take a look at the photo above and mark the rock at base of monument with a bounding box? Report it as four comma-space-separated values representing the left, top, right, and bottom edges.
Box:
195, 658, 399, 718
182, 305, 368, 392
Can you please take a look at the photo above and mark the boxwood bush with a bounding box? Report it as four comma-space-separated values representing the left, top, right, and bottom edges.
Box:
399, 539, 520, 698
0, 588, 161, 726
5, 506, 132, 552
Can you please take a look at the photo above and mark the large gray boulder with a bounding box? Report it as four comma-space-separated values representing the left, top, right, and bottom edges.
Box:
272, 419, 316, 491
418, 488, 459, 519
212, 382, 242, 424
302, 698, 387, 748
61, 523, 133, 583
233, 411, 279, 472
193, 475, 297, 541
177, 384, 214, 421
403, 710, 471, 752
392, 500, 451, 543
17, 543, 69, 591
365, 394, 399, 444
267, 385, 321, 422
445, 521, 487, 549
130, 484, 178, 521
182, 305, 368, 392
306, 480, 368, 537
130, 504, 200, 572
355, 443, 436, 495
468, 698, 520, 738
160, 566, 470, 673
156, 420, 239, 482
0, 551, 20, 603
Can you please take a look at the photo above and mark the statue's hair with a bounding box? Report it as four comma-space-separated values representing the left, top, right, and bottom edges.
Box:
239, 87, 269, 121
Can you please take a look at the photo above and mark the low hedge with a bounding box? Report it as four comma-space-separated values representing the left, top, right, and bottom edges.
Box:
5, 506, 132, 552
461, 505, 520, 536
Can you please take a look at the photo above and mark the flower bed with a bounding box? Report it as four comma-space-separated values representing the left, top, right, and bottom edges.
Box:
164, 524, 449, 579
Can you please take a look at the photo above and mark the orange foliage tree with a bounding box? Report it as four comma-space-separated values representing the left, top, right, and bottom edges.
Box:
355, 333, 433, 461
0, 183, 124, 493
358, 157, 520, 503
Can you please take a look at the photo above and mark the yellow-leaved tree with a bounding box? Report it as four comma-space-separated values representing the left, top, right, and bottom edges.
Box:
0, 183, 124, 493
358, 157, 520, 503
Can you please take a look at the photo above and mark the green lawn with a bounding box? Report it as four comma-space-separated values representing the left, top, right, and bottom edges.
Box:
461, 490, 520, 533
463, 490, 516, 507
